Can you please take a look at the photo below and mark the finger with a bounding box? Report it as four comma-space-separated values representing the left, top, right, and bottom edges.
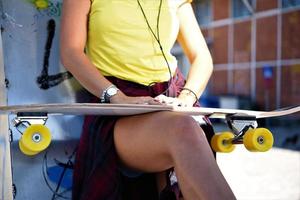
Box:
168, 98, 188, 107
164, 97, 177, 104
162, 97, 178, 105
154, 95, 168, 104
136, 97, 151, 104
145, 96, 165, 105
133, 97, 158, 105
147, 99, 163, 105
154, 95, 165, 102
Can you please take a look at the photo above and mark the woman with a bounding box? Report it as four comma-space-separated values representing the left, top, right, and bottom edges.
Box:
60, 0, 236, 199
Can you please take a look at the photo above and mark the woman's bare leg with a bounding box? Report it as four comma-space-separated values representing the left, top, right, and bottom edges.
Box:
114, 111, 235, 200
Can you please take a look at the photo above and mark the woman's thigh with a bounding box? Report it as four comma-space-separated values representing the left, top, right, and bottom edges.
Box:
113, 111, 203, 173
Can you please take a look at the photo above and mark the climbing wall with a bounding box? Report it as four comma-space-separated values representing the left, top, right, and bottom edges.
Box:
1, 0, 87, 199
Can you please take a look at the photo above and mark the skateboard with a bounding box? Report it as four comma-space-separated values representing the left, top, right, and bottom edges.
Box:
0, 103, 299, 155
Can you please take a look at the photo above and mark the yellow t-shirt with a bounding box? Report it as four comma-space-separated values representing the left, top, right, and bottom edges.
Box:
86, 0, 192, 86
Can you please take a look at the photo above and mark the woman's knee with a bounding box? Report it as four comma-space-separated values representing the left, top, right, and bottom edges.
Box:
164, 114, 207, 148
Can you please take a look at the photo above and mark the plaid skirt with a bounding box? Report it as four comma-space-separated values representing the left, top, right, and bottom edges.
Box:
72, 69, 215, 200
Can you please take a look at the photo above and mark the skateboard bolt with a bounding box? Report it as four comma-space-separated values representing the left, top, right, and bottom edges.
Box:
257, 136, 264, 144
32, 133, 42, 143
222, 140, 229, 146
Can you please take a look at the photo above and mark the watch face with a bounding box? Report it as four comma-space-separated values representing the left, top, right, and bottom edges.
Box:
107, 88, 117, 96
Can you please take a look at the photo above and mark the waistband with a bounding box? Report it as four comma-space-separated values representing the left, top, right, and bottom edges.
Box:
105, 68, 186, 98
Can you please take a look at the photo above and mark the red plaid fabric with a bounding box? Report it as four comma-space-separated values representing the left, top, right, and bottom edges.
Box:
72, 69, 215, 200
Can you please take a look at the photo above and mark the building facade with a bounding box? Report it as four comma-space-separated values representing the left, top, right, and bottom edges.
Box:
192, 0, 300, 110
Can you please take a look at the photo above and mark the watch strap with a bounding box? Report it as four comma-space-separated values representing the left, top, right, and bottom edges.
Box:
100, 85, 119, 103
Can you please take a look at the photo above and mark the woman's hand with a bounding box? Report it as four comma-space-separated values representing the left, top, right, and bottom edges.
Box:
110, 92, 162, 105
154, 94, 196, 107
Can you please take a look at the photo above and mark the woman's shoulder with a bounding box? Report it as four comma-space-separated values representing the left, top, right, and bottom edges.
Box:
172, 0, 193, 8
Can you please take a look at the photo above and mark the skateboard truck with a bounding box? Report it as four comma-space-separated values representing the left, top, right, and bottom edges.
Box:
11, 112, 52, 156
211, 113, 274, 153
225, 114, 258, 144
12, 112, 48, 133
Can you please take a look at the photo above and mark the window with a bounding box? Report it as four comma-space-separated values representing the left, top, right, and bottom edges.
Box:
282, 0, 300, 8
232, 0, 254, 18
193, 0, 212, 26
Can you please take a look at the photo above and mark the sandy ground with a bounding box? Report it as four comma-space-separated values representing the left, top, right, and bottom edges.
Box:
214, 124, 300, 200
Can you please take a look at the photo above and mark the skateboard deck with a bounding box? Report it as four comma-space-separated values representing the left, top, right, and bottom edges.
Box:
1, 103, 299, 156
0, 103, 299, 119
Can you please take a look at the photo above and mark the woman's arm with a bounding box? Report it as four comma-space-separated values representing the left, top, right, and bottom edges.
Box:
60, 0, 112, 98
60, 0, 157, 104
176, 3, 213, 105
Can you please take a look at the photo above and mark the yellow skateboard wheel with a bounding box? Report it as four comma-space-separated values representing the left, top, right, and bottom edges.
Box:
35, 0, 49, 9
20, 124, 51, 154
244, 128, 274, 152
19, 140, 39, 156
211, 132, 236, 153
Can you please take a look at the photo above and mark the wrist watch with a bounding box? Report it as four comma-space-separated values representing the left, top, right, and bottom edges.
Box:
100, 85, 119, 103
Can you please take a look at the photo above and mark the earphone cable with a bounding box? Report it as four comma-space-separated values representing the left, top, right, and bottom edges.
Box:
137, 0, 173, 96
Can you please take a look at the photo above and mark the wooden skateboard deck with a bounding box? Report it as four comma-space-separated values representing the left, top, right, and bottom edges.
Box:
1, 103, 299, 156
0, 103, 299, 119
